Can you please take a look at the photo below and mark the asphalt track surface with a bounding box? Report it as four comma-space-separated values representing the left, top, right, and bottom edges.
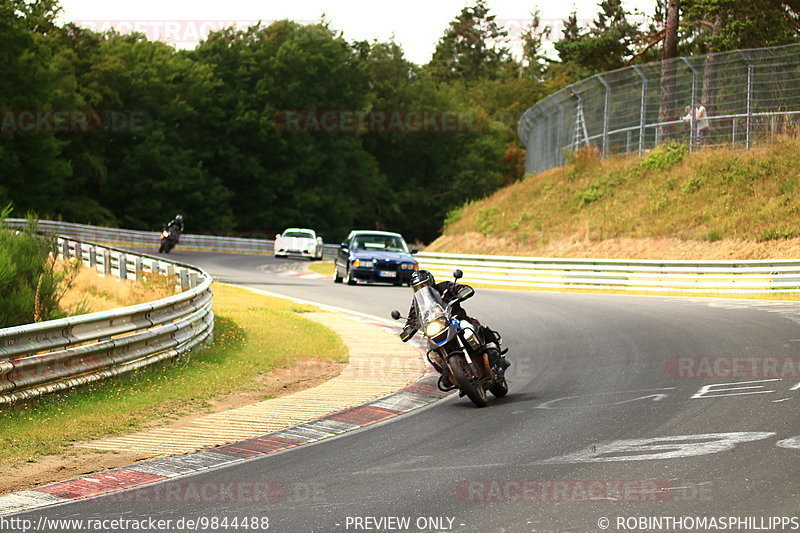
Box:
12, 249, 800, 533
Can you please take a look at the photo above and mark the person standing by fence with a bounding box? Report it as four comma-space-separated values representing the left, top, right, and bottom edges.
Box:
682, 101, 710, 146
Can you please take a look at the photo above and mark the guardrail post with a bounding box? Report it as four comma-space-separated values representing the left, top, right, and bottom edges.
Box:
151, 259, 160, 275
119, 253, 127, 280
89, 245, 97, 268
103, 249, 111, 276
188, 272, 199, 289
74, 242, 82, 264
179, 268, 189, 292
135, 257, 143, 281
61, 239, 70, 259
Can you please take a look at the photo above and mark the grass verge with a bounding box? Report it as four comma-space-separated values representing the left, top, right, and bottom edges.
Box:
58, 264, 177, 315
0, 283, 347, 467
308, 261, 334, 277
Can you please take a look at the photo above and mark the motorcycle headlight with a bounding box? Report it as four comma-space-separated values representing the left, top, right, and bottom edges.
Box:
425, 319, 446, 338
161, 231, 169, 238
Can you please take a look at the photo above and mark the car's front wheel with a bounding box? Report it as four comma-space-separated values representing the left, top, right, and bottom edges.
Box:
346, 266, 356, 285
334, 264, 343, 283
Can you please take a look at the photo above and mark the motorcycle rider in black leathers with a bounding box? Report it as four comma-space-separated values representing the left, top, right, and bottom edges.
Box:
400, 270, 510, 384
166, 214, 184, 243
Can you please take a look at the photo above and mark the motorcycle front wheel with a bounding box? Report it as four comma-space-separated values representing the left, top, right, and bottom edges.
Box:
489, 376, 508, 398
450, 356, 488, 408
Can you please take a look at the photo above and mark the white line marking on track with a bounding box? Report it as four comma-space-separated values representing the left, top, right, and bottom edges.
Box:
536, 388, 675, 409
536, 432, 776, 464
691, 379, 780, 399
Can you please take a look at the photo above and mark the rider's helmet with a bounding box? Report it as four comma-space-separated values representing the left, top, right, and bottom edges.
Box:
410, 270, 435, 293
174, 214, 183, 223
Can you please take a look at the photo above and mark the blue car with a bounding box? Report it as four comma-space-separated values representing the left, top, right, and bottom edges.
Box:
334, 230, 418, 286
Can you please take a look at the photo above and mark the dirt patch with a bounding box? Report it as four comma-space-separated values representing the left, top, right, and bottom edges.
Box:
0, 359, 344, 496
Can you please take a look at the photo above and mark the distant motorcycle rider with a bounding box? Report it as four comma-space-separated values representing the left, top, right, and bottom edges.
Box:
400, 270, 510, 374
166, 214, 184, 243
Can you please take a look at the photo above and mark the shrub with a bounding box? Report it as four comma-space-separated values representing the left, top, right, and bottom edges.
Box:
641, 142, 688, 171
758, 227, 796, 242
0, 205, 79, 328
475, 207, 499, 234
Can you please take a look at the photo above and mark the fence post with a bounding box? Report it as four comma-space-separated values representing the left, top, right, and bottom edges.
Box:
681, 58, 699, 152
61, 239, 70, 259
598, 74, 611, 157
746, 65, 754, 149
135, 257, 143, 282
633, 65, 648, 154
89, 245, 97, 268
556, 102, 565, 166
179, 268, 189, 292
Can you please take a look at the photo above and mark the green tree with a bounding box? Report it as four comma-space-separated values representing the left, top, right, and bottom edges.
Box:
519, 9, 551, 79
553, 0, 644, 77
193, 21, 386, 238
428, 0, 514, 83
0, 0, 71, 217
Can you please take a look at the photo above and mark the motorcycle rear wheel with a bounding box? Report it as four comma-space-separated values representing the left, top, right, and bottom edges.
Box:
450, 356, 488, 407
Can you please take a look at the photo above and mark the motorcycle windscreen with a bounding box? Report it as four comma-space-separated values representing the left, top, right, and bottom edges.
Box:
413, 285, 446, 326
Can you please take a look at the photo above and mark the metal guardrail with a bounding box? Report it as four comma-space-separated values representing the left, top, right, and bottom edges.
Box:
4, 218, 274, 254
417, 252, 800, 293
9, 218, 799, 294
0, 234, 214, 404
4, 218, 342, 260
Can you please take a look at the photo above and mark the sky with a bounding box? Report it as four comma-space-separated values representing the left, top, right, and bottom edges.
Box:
56, 0, 657, 65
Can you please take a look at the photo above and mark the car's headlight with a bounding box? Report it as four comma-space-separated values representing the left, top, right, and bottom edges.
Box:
425, 319, 446, 337
400, 263, 415, 270
351, 259, 361, 268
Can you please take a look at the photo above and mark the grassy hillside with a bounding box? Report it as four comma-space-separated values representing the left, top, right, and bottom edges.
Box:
430, 136, 800, 259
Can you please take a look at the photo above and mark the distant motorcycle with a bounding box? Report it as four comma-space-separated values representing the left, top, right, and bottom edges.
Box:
391, 269, 509, 407
158, 225, 180, 254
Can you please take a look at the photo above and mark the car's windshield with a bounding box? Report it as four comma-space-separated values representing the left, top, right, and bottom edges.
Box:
413, 285, 446, 327
351, 234, 408, 253
284, 231, 314, 239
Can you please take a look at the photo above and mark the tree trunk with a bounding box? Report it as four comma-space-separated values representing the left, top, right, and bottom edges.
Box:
658, 0, 680, 142
701, 13, 724, 113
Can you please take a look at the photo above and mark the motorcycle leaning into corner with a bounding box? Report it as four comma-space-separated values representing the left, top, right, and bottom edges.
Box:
158, 225, 180, 254
391, 269, 509, 407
